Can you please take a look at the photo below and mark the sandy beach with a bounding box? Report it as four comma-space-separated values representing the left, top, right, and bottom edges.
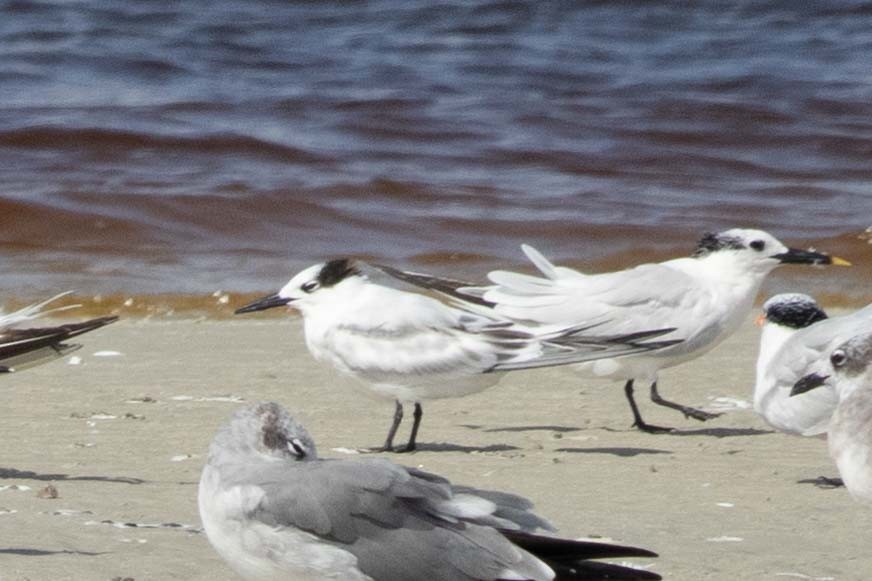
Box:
0, 315, 869, 581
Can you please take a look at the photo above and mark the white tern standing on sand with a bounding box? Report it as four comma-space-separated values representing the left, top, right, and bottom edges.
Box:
198, 401, 662, 580
0, 293, 118, 373
380, 229, 850, 432
755, 294, 872, 436
235, 259, 679, 451
792, 331, 872, 504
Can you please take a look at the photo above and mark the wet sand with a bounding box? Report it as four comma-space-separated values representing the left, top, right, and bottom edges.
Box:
0, 316, 869, 580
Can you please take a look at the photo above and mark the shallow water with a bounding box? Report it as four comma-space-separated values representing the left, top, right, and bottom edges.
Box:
0, 0, 870, 309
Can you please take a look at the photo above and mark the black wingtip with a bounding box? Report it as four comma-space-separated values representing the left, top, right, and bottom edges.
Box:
373, 264, 495, 308
500, 530, 660, 580
61, 316, 119, 338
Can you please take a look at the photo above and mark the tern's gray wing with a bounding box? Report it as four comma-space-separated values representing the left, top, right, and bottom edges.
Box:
248, 459, 660, 581
485, 257, 708, 337
375, 252, 703, 342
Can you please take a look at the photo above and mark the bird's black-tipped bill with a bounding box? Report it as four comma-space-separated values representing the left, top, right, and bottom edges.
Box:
235, 294, 292, 314
773, 248, 850, 266
790, 372, 829, 397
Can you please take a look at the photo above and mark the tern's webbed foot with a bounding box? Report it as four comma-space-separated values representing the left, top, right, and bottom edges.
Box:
648, 382, 721, 422
681, 407, 722, 422
632, 421, 675, 434
814, 476, 844, 489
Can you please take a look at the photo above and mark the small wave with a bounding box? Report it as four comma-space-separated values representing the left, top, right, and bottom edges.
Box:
0, 127, 333, 165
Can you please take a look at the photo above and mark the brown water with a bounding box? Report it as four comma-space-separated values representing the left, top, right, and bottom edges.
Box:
1, 1, 870, 313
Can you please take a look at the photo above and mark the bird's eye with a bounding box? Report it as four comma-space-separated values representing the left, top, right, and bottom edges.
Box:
750, 240, 765, 251
301, 281, 319, 294
831, 349, 847, 368
288, 438, 307, 459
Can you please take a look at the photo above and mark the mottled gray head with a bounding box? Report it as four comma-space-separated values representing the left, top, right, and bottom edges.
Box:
215, 402, 318, 462
792, 331, 872, 398
828, 331, 872, 380
762, 293, 828, 330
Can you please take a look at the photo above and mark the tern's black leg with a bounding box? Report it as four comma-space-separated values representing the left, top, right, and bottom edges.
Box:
649, 381, 721, 422
377, 400, 404, 452
625, 379, 674, 433
397, 403, 423, 453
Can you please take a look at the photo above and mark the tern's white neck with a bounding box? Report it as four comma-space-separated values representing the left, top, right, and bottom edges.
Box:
753, 322, 796, 408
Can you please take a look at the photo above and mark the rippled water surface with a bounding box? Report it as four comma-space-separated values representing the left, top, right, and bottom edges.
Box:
0, 0, 870, 310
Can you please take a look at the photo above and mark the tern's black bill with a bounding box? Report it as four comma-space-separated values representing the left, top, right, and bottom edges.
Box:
235, 294, 292, 314
790, 372, 829, 397
773, 248, 850, 266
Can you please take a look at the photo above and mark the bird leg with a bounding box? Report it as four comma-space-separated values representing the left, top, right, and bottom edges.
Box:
624, 380, 674, 433
374, 400, 404, 453
649, 381, 721, 421
398, 403, 423, 453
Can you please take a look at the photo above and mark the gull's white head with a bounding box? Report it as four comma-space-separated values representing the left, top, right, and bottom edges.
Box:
692, 228, 848, 274
212, 401, 318, 463
235, 259, 363, 316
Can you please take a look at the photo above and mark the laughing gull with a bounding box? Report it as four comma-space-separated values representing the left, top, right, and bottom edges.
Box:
199, 401, 662, 580
235, 259, 680, 452
792, 331, 872, 503
755, 294, 872, 436
379, 229, 850, 432
0, 293, 118, 373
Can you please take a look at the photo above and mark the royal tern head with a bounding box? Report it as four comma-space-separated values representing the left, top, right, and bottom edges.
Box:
235, 259, 362, 315
692, 228, 850, 272
212, 401, 318, 462
758, 293, 828, 329
792, 331, 872, 398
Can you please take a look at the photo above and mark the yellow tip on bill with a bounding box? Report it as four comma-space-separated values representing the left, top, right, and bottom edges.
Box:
831, 256, 852, 267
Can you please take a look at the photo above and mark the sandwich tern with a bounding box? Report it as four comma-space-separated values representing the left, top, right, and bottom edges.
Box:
199, 401, 662, 580
236, 259, 679, 451
379, 229, 850, 432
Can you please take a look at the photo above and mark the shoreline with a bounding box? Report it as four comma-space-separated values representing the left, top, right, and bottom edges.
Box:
0, 317, 869, 580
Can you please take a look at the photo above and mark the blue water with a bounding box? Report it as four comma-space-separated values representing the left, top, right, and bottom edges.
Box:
0, 0, 870, 298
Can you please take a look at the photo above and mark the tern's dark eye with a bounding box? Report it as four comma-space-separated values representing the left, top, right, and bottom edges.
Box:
750, 240, 765, 251
831, 349, 847, 368
301, 281, 319, 293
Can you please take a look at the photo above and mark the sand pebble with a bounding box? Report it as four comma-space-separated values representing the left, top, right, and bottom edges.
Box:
706, 536, 743, 542
707, 396, 751, 410
0, 485, 32, 492
331, 447, 360, 455
67, 356, 82, 365
716, 502, 735, 508
170, 454, 193, 462
171, 395, 244, 403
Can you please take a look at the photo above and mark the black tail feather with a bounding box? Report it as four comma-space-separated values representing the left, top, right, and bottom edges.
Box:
500, 530, 661, 581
